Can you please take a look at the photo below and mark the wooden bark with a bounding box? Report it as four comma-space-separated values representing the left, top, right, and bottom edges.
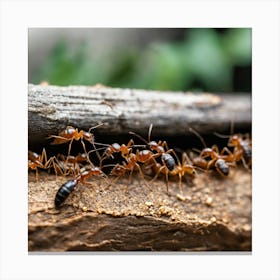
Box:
28, 168, 251, 252
28, 84, 251, 251
28, 84, 251, 146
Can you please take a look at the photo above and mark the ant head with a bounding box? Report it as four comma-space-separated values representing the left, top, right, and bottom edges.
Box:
148, 141, 161, 150
228, 135, 239, 146
187, 166, 196, 175
83, 131, 94, 143
200, 148, 212, 157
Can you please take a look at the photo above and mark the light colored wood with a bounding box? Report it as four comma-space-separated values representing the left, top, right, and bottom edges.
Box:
28, 84, 251, 145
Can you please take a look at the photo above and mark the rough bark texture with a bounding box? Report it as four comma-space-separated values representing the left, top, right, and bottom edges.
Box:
28, 84, 251, 146
28, 168, 251, 252
28, 84, 251, 252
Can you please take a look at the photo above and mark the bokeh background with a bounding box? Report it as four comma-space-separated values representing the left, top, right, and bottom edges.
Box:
28, 28, 251, 93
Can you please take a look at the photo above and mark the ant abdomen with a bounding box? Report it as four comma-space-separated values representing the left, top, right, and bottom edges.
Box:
215, 159, 229, 176
161, 153, 175, 171
55, 179, 78, 208
241, 141, 251, 161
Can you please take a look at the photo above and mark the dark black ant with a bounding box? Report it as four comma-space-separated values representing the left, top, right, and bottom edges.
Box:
54, 166, 107, 208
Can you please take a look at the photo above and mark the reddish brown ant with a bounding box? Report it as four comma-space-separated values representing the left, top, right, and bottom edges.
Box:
108, 148, 157, 189
101, 139, 135, 162
54, 153, 90, 176
170, 152, 196, 193
214, 124, 252, 171
48, 124, 105, 162
151, 151, 195, 194
28, 149, 58, 181
129, 124, 176, 172
189, 128, 236, 177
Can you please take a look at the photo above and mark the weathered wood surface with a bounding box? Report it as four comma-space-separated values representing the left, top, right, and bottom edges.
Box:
28, 168, 251, 252
28, 84, 251, 146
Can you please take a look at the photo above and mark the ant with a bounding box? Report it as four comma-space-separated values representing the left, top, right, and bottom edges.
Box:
55, 165, 108, 208
215, 133, 252, 170
129, 124, 176, 173
28, 149, 57, 181
53, 153, 90, 176
170, 152, 196, 193
48, 123, 105, 162
151, 151, 196, 194
189, 128, 236, 177
101, 139, 135, 162
108, 148, 157, 189
214, 122, 252, 170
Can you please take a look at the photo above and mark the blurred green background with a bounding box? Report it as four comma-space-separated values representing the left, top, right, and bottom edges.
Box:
29, 28, 251, 93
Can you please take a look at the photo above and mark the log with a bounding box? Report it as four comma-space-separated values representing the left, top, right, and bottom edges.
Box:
28, 168, 251, 251
28, 84, 251, 146
28, 84, 251, 251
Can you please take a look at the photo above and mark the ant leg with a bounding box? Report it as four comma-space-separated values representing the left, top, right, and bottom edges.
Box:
126, 139, 135, 149
207, 158, 216, 170
35, 168, 39, 182
91, 142, 102, 162
165, 170, 169, 194
150, 165, 169, 193
168, 149, 180, 164
220, 147, 233, 156
135, 164, 151, 191
162, 141, 173, 156
241, 157, 251, 172
80, 139, 96, 167
212, 145, 220, 154
149, 165, 164, 183
49, 157, 64, 178
178, 173, 183, 195
47, 135, 68, 145
128, 165, 136, 185
67, 138, 74, 159
41, 148, 48, 166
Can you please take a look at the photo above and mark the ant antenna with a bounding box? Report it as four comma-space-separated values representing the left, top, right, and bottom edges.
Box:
87, 146, 108, 156
189, 127, 207, 148
213, 132, 230, 139
213, 118, 235, 139
129, 131, 149, 145
148, 123, 153, 142
88, 123, 104, 134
